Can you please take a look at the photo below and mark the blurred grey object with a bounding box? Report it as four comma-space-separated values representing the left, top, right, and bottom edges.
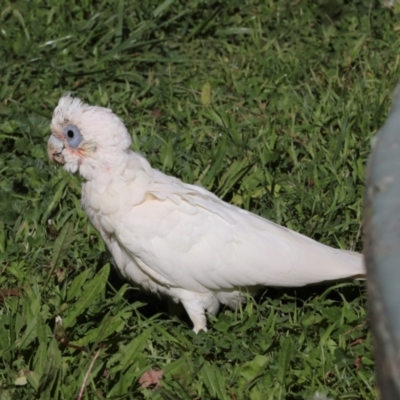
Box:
383, 0, 398, 8
364, 83, 400, 399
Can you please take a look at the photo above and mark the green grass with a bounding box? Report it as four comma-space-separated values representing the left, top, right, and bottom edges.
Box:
1, 0, 398, 398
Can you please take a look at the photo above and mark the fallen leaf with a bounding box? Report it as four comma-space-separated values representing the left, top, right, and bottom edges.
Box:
139, 369, 164, 389
354, 356, 361, 371
15, 371, 27, 386
0, 289, 21, 301
152, 109, 162, 118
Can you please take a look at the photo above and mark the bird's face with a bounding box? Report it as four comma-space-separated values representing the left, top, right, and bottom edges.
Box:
47, 116, 89, 173
48, 94, 132, 179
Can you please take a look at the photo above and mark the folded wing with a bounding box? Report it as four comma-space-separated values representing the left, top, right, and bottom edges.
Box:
116, 168, 363, 293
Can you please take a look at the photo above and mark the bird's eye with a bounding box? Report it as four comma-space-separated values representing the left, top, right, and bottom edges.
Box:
64, 124, 83, 148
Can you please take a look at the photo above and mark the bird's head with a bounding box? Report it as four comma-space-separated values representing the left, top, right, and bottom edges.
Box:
47, 93, 132, 179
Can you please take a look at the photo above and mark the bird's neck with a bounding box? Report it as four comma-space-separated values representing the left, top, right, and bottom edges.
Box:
79, 149, 130, 182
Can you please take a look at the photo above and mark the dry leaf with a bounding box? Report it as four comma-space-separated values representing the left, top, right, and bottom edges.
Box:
15, 371, 27, 386
0, 289, 21, 302
139, 369, 164, 389
354, 356, 361, 371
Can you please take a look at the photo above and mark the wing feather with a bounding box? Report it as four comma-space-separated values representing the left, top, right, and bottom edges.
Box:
114, 164, 363, 293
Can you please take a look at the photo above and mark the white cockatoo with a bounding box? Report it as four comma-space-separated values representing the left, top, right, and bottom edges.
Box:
47, 94, 365, 332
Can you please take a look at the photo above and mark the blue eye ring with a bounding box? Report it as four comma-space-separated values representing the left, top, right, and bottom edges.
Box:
64, 124, 83, 148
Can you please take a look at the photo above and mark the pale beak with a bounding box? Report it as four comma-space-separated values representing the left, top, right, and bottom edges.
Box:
47, 134, 66, 164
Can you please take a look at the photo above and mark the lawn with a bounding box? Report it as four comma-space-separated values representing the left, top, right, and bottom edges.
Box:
1, 0, 398, 398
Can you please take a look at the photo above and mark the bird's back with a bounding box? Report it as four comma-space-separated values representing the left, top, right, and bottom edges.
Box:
110, 155, 365, 293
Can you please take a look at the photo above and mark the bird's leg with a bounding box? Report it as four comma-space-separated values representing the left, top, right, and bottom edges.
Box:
180, 300, 207, 333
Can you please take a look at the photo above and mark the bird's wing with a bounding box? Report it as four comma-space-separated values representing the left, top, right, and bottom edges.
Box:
115, 167, 363, 293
